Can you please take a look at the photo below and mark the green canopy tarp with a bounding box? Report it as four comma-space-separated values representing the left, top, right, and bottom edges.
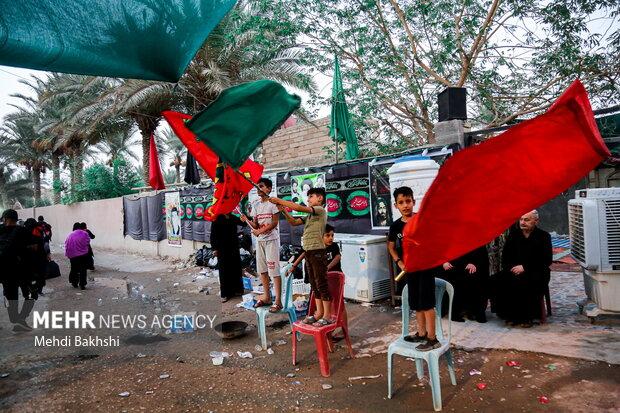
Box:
0, 0, 237, 81
187, 80, 301, 169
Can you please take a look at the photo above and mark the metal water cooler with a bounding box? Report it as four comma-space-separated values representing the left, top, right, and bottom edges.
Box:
335, 233, 391, 302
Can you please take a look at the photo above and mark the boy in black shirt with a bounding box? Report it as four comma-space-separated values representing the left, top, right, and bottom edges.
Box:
288, 224, 342, 276
323, 224, 342, 272
388, 187, 439, 351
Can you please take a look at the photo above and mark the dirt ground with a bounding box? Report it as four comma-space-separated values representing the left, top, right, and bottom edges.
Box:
0, 251, 619, 412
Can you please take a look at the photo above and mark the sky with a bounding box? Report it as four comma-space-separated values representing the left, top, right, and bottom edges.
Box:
0, 66, 47, 121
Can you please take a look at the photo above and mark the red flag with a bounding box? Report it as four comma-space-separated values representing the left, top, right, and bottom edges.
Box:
403, 79, 610, 272
162, 111, 263, 220
148, 133, 166, 190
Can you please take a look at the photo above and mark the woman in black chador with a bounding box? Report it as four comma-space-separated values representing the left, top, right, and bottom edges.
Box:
210, 213, 246, 302
440, 246, 490, 323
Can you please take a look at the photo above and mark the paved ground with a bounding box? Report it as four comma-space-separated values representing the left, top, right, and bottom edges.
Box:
0, 249, 618, 412
356, 269, 620, 364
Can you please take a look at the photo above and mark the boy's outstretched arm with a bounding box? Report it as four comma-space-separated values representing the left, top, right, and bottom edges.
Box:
277, 204, 304, 226
239, 213, 258, 230
288, 251, 306, 274
270, 197, 313, 214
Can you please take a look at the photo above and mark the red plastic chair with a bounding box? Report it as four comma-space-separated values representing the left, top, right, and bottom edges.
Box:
291, 271, 354, 377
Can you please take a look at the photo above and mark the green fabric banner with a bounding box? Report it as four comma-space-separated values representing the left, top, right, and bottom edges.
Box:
329, 55, 360, 160
187, 79, 301, 168
0, 0, 236, 81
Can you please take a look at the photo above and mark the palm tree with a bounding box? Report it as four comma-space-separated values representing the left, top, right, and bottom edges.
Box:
178, 8, 315, 112
13, 74, 69, 204
96, 127, 141, 166
160, 128, 186, 183
0, 109, 47, 205
0, 167, 33, 210
111, 80, 178, 183
37, 74, 129, 197
111, 0, 316, 181
0, 143, 18, 209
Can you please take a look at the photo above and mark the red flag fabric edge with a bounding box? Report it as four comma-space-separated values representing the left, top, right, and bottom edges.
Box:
403, 79, 611, 272
148, 133, 166, 190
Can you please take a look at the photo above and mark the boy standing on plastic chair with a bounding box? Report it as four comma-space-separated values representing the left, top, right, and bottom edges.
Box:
388, 186, 439, 351
288, 223, 348, 337
271, 188, 333, 326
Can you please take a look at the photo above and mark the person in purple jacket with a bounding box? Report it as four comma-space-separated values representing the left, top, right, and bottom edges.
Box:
65, 222, 92, 290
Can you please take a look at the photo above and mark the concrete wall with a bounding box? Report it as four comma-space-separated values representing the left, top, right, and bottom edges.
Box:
18, 196, 206, 260
260, 117, 334, 169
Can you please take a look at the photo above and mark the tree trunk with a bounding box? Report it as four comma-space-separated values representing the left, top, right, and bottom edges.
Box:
52, 153, 61, 204
32, 165, 42, 206
70, 156, 84, 196
0, 167, 9, 209
175, 164, 181, 183
134, 115, 160, 184
75, 157, 83, 185
70, 157, 77, 195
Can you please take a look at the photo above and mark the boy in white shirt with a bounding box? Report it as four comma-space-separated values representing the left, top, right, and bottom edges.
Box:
241, 178, 282, 312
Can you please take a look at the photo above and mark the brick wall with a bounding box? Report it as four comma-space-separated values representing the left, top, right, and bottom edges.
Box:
260, 117, 335, 169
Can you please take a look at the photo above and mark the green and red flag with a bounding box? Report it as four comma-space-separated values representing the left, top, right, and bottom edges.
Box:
186, 79, 301, 168
162, 111, 263, 221
402, 80, 611, 272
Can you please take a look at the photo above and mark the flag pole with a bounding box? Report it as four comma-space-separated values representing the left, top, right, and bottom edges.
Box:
232, 167, 269, 198
395, 270, 406, 282
335, 129, 339, 164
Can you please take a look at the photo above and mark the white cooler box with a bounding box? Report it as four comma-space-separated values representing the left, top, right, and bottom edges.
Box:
335, 233, 391, 302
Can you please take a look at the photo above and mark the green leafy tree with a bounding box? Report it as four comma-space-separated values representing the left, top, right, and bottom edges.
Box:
71, 157, 141, 202
267, 0, 619, 149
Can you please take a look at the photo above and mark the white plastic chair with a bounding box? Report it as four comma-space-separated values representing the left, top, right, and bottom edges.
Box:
387, 278, 457, 411
250, 264, 297, 349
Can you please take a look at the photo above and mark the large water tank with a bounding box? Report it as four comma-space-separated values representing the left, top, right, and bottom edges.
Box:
386, 155, 440, 219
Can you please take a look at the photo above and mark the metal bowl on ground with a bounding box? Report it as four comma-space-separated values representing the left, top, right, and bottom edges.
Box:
214, 321, 248, 339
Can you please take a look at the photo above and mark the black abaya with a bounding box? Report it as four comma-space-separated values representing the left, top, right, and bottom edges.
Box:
210, 214, 246, 299
440, 246, 489, 320
497, 227, 552, 323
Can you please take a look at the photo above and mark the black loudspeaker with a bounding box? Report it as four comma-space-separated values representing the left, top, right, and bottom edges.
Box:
438, 87, 467, 121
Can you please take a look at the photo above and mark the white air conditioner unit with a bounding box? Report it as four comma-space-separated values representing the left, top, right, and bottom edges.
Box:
568, 187, 620, 318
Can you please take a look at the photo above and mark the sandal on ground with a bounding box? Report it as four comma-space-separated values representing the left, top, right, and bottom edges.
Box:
253, 299, 272, 309
268, 304, 283, 313
312, 318, 334, 327
302, 316, 318, 324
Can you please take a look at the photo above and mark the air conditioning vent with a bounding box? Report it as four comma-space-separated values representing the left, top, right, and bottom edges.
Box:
569, 188, 620, 315
568, 187, 620, 272
604, 199, 620, 264
568, 203, 585, 264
